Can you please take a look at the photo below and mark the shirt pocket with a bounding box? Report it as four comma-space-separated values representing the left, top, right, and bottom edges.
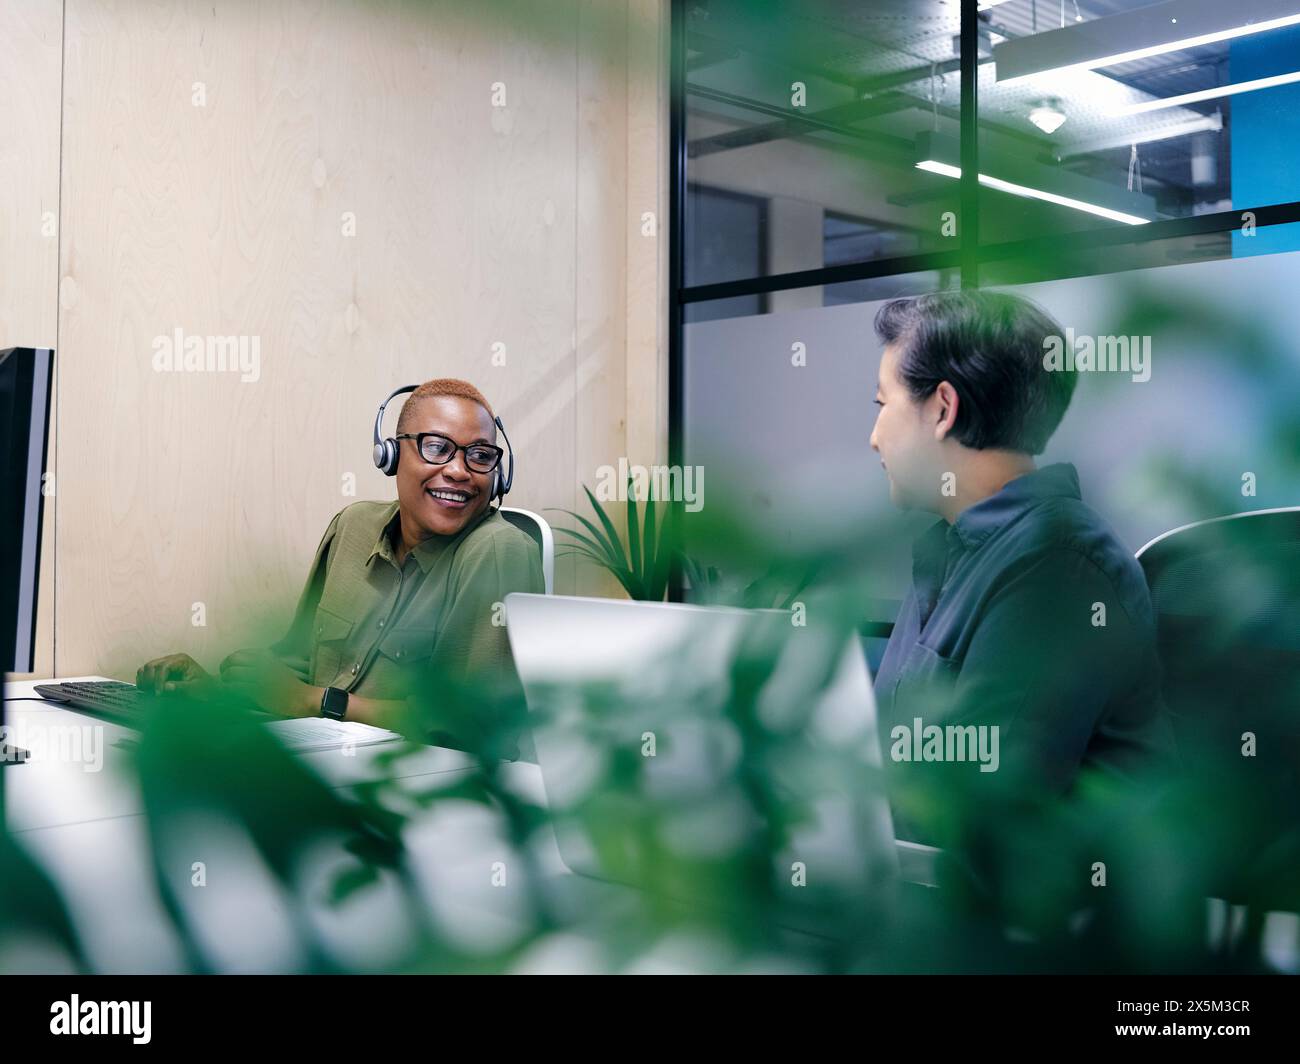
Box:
892, 640, 963, 724
376, 625, 438, 666
311, 606, 356, 685
371, 625, 438, 700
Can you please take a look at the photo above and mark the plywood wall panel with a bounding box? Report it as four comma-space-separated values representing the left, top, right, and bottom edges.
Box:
49, 0, 663, 678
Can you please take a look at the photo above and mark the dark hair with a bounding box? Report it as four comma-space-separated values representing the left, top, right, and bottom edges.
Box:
873, 290, 1076, 455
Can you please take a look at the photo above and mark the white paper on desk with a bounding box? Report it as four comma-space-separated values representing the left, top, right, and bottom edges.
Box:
264, 717, 404, 752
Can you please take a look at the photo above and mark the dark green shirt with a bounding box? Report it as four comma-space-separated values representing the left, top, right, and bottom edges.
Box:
875, 463, 1176, 843
271, 501, 544, 719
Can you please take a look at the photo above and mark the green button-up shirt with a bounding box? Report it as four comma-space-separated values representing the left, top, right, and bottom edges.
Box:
271, 501, 544, 716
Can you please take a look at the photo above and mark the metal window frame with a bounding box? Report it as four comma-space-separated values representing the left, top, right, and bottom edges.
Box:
684, 181, 771, 316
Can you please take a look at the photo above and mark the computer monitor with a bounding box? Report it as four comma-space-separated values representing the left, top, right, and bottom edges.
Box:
1, 347, 55, 774
505, 593, 900, 936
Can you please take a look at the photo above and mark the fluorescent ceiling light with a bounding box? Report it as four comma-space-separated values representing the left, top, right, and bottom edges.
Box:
915, 159, 1151, 225
1110, 69, 1300, 116
994, 0, 1300, 85
981, 0, 1076, 11
1068, 111, 1222, 153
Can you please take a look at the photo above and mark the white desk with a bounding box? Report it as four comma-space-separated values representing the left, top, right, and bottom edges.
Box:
4, 676, 940, 974
3, 675, 579, 973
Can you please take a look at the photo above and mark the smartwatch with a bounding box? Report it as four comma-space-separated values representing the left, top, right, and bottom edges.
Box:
320, 686, 349, 721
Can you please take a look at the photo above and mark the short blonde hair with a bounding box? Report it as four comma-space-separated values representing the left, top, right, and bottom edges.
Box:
396, 378, 495, 433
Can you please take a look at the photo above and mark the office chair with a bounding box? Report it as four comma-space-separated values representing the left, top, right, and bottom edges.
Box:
499, 507, 555, 595
1136, 507, 1300, 909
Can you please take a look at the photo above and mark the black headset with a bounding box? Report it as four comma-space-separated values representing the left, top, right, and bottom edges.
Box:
372, 384, 514, 503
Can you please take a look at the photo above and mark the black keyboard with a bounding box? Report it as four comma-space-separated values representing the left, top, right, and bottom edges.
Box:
33, 680, 153, 724
34, 680, 268, 723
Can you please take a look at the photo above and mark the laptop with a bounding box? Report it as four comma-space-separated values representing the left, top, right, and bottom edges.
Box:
504, 593, 904, 935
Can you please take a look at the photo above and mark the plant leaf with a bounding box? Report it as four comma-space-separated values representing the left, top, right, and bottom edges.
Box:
551, 509, 636, 586
582, 485, 629, 574
649, 499, 677, 601
625, 476, 641, 588
643, 487, 658, 587
554, 507, 626, 574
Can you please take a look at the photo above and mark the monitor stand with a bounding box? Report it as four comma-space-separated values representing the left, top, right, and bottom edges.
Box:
2, 674, 32, 765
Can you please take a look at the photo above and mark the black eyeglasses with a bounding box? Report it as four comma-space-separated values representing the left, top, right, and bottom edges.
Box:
394, 432, 503, 473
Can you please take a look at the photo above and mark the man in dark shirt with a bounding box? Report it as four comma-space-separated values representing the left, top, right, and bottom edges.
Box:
869, 291, 1174, 844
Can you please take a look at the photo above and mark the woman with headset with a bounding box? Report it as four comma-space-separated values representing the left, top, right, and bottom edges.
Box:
137, 378, 544, 750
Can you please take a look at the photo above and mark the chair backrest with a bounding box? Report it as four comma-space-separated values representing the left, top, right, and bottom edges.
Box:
1136, 507, 1300, 736
499, 506, 554, 595
1136, 508, 1300, 900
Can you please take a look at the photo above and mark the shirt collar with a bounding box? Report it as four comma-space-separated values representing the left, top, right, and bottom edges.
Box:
368, 501, 493, 574
948, 462, 1081, 551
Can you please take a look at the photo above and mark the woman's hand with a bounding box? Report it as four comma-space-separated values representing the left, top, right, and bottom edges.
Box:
218, 648, 321, 717
136, 653, 213, 695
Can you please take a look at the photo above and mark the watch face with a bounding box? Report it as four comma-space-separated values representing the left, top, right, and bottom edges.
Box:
322, 687, 348, 720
